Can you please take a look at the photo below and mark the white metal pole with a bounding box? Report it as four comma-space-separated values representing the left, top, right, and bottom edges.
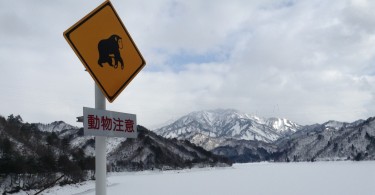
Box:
95, 84, 106, 195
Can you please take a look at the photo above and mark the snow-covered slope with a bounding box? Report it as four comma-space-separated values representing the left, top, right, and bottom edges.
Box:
154, 109, 302, 144
36, 121, 77, 132
58, 128, 126, 157
265, 117, 301, 135
275, 117, 375, 161
40, 161, 375, 195
106, 126, 231, 171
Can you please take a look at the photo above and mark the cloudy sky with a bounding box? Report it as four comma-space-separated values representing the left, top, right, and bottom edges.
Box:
0, 0, 374, 128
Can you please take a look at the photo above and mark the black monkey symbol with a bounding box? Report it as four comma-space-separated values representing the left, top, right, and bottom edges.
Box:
97, 34, 124, 69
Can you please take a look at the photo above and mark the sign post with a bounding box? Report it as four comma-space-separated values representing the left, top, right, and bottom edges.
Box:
63, 1, 145, 194
95, 85, 106, 195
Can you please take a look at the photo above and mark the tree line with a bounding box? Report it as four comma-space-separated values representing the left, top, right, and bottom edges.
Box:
0, 115, 94, 194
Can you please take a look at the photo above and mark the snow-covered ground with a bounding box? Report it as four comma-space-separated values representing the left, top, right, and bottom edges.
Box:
18, 161, 375, 195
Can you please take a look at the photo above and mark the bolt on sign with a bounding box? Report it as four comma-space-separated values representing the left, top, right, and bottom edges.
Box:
63, 1, 146, 103
83, 107, 137, 138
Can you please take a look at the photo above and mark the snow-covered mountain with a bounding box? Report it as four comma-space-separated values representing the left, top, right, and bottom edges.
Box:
275, 117, 375, 162
193, 116, 375, 163
36, 121, 77, 132
154, 109, 302, 144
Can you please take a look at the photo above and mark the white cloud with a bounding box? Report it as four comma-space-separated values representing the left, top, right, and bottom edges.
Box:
0, 0, 374, 128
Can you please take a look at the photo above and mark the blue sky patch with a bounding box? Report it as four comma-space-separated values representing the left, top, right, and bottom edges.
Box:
165, 50, 229, 71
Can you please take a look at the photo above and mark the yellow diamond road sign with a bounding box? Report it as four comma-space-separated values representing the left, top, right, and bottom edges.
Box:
63, 1, 146, 103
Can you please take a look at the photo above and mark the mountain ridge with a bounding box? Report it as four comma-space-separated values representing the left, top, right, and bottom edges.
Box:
154, 109, 302, 144
154, 109, 375, 163
36, 121, 78, 132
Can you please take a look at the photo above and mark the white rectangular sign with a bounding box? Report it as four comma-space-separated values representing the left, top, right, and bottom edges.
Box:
83, 107, 137, 138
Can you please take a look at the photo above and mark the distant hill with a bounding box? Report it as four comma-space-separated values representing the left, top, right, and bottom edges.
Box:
275, 117, 375, 162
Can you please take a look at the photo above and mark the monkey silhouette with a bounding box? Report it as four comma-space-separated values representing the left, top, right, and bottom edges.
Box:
97, 34, 124, 69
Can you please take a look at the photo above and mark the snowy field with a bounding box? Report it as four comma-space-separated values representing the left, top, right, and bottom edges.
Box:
20, 161, 375, 195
